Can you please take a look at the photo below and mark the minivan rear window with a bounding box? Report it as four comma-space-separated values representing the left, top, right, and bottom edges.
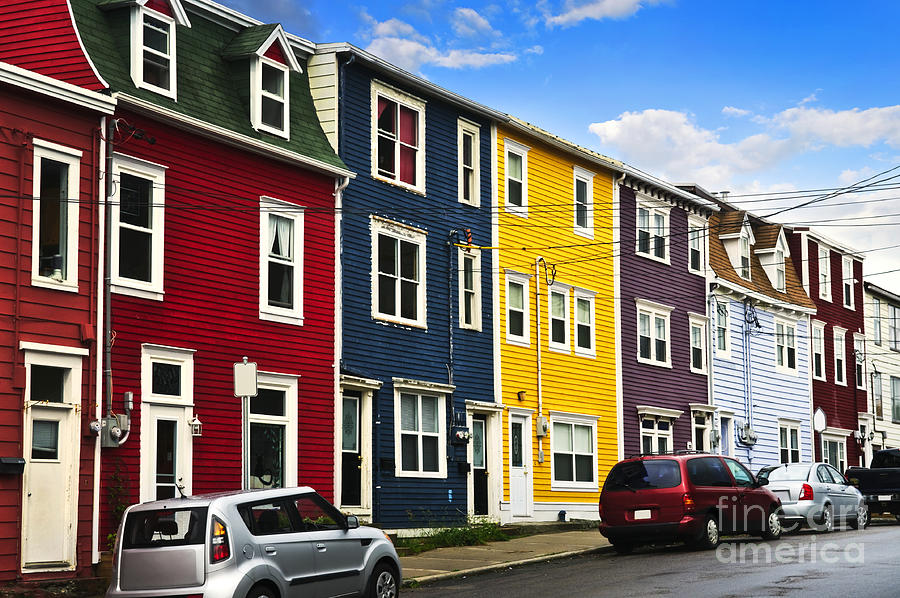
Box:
123, 507, 208, 549
604, 459, 681, 491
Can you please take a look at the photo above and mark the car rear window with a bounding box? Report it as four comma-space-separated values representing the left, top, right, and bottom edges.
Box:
758, 464, 810, 481
686, 457, 733, 487
123, 507, 208, 549
604, 459, 681, 491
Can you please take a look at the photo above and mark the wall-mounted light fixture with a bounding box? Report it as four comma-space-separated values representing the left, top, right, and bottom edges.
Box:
517, 390, 526, 402
189, 415, 203, 437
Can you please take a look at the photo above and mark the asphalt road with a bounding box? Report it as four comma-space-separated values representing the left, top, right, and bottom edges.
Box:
407, 521, 900, 598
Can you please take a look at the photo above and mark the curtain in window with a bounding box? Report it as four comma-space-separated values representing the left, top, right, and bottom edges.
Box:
398, 106, 417, 185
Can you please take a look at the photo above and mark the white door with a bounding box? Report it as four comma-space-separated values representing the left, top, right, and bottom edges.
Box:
22, 404, 77, 570
509, 414, 531, 517
142, 404, 191, 502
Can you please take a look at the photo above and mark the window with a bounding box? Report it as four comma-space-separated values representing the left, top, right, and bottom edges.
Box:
372, 82, 425, 191
506, 272, 530, 346
260, 198, 303, 325
111, 154, 166, 299
692, 412, 711, 451
873, 297, 882, 345
252, 58, 289, 137
574, 290, 595, 356
641, 418, 672, 454
842, 257, 854, 309
548, 287, 569, 352
31, 140, 81, 289
834, 328, 846, 385
636, 299, 673, 367
779, 423, 800, 463
458, 248, 481, 330
573, 167, 594, 237
636, 201, 668, 262
293, 494, 343, 531
893, 377, 900, 423
822, 437, 846, 472
689, 315, 706, 374
774, 247, 786, 292
248, 373, 298, 489
686, 457, 732, 487
890, 305, 900, 351
688, 218, 704, 274
775, 320, 797, 373
396, 391, 446, 478
811, 321, 825, 381
241, 501, 294, 536
458, 119, 480, 205
551, 415, 597, 490
873, 372, 883, 418
715, 298, 730, 358
739, 234, 751, 280
724, 459, 755, 487
504, 139, 529, 215
818, 245, 831, 300
142, 345, 193, 404
719, 416, 732, 456
371, 218, 426, 328
130, 7, 178, 98
854, 336, 865, 390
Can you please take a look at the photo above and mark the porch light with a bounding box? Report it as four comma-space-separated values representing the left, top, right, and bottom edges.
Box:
189, 415, 203, 437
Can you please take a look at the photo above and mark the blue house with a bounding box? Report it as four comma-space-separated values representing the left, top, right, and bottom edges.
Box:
701, 196, 817, 472
308, 45, 503, 527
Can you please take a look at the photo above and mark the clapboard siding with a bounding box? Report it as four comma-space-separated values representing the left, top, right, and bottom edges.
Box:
338, 63, 494, 527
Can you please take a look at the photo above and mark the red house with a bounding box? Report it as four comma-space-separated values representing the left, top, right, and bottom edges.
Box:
1, 0, 351, 580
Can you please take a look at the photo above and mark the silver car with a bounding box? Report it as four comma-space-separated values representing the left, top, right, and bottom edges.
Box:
757, 462, 868, 533
106, 487, 401, 598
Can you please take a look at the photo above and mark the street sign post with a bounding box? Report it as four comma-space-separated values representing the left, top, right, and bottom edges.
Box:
234, 357, 258, 490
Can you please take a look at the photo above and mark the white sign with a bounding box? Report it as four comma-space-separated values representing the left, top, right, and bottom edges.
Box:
813, 407, 827, 433
233, 358, 258, 397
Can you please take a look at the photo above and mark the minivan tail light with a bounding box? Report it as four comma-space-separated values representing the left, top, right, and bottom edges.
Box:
799, 484, 814, 501
210, 516, 230, 563
682, 493, 695, 513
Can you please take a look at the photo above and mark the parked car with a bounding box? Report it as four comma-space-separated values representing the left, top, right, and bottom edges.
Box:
757, 462, 867, 532
599, 453, 782, 553
846, 448, 900, 521
106, 487, 401, 598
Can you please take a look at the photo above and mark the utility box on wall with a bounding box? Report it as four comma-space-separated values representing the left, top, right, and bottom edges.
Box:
0, 457, 25, 475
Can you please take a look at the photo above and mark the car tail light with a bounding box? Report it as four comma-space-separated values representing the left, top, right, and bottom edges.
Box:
799, 484, 814, 501
682, 493, 695, 513
210, 516, 230, 563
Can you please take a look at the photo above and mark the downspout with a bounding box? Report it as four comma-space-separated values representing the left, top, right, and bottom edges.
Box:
14, 128, 30, 574
743, 304, 753, 465
707, 284, 717, 450
333, 174, 349, 505
92, 120, 104, 566
447, 230, 458, 386
103, 117, 115, 418
535, 256, 545, 463
612, 171, 625, 460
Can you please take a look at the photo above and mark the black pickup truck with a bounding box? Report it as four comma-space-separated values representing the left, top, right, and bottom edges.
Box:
846, 448, 900, 521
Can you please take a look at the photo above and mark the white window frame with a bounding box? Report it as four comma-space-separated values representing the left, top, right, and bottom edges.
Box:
715, 297, 730, 359
818, 245, 832, 301
458, 247, 481, 331
821, 433, 846, 472
892, 376, 900, 423
573, 166, 594, 238
636, 298, 673, 368
635, 197, 670, 264
251, 56, 290, 139
259, 197, 304, 325
457, 118, 480, 206
640, 417, 674, 454
548, 285, 570, 353
778, 420, 801, 463
371, 81, 426, 194
834, 327, 847, 386
573, 288, 596, 358
504, 138, 529, 217
739, 233, 751, 280
873, 297, 882, 345
719, 414, 733, 456
842, 256, 855, 309
110, 153, 166, 300
774, 318, 798, 375
393, 381, 449, 479
505, 271, 530, 347
689, 313, 707, 374
690, 409, 713, 452
687, 216, 705, 276
31, 139, 82, 291
811, 320, 826, 381
246, 372, 299, 489
549, 411, 599, 491
889, 304, 900, 351
130, 6, 177, 99
371, 217, 427, 328
853, 334, 865, 390
873, 371, 883, 418
774, 246, 786, 292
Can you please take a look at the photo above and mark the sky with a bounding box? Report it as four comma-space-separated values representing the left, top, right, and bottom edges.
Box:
222, 0, 900, 290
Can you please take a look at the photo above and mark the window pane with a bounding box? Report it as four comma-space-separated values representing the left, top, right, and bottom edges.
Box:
577, 323, 591, 349
400, 394, 417, 431
377, 136, 395, 177
574, 425, 592, 453
551, 319, 565, 343
472, 420, 485, 468
249, 422, 284, 489
378, 235, 397, 275
32, 420, 59, 460
342, 397, 358, 452
401, 434, 418, 471
120, 174, 152, 227
269, 215, 293, 259
30, 365, 66, 403
268, 262, 293, 308
143, 16, 169, 53
553, 423, 572, 452
551, 292, 565, 318
575, 454, 593, 482
120, 228, 152, 281
508, 179, 522, 206
38, 158, 68, 278
155, 419, 176, 499
510, 311, 524, 337
398, 106, 417, 146
399, 241, 418, 281
377, 97, 396, 133
378, 274, 396, 315
400, 280, 418, 320
422, 436, 439, 472
509, 282, 523, 310
261, 64, 284, 97
261, 96, 284, 129
143, 52, 170, 89
252, 388, 285, 416
511, 422, 523, 467
554, 453, 574, 481
421, 396, 438, 433
399, 144, 416, 185
508, 152, 522, 180
152, 362, 180, 396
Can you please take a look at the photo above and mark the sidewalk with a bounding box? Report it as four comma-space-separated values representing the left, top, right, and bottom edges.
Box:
400, 528, 612, 587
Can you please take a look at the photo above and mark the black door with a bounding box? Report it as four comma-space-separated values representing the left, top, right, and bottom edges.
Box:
473, 415, 488, 515
341, 392, 362, 506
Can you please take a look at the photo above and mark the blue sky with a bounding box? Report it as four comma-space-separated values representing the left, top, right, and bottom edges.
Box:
222, 0, 900, 288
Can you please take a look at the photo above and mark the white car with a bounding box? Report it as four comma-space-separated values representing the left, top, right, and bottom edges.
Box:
106, 486, 400, 598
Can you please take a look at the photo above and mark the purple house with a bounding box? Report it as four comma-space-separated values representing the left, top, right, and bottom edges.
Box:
617, 178, 718, 458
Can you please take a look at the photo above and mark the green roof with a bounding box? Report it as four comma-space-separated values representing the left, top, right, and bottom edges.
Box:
71, 0, 346, 172
221, 24, 279, 60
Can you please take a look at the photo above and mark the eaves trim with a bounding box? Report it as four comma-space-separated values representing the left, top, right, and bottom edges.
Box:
0, 61, 115, 113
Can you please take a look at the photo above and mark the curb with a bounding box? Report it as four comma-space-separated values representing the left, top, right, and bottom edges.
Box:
402, 544, 614, 588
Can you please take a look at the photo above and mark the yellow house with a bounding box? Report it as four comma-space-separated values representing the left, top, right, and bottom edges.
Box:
492, 118, 621, 522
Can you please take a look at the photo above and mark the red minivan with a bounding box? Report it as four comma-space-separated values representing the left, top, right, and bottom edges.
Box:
599, 454, 782, 553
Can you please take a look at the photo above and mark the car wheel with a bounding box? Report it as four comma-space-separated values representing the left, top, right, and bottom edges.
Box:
245, 584, 277, 598
367, 562, 399, 598
761, 508, 782, 540
611, 541, 634, 555
850, 504, 869, 530
694, 514, 720, 550
818, 504, 834, 533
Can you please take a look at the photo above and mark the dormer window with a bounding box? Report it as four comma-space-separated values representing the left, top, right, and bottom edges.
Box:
774, 247, 785, 291
739, 235, 751, 280
254, 58, 289, 136
142, 13, 172, 90
121, 0, 190, 100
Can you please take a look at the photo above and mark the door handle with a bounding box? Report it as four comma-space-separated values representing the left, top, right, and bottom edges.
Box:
264, 546, 277, 555
316, 543, 326, 552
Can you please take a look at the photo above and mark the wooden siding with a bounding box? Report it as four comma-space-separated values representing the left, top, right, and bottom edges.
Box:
307, 51, 339, 152
98, 108, 338, 538
496, 127, 617, 514
0, 85, 102, 580
338, 64, 494, 528
0, 0, 105, 91
618, 185, 710, 457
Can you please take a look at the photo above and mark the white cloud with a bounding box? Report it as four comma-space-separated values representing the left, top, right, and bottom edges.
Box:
771, 105, 900, 148
525, 45, 544, 55
452, 7, 496, 37
838, 167, 875, 185
546, 0, 657, 27
722, 106, 751, 117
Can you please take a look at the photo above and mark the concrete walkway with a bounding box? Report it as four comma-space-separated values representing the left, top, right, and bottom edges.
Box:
400, 529, 611, 586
